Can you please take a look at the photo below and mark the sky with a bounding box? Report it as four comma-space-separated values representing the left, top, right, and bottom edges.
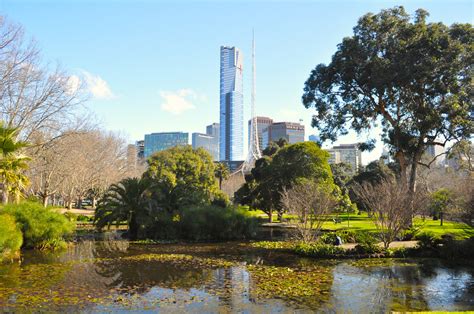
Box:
1, 0, 473, 164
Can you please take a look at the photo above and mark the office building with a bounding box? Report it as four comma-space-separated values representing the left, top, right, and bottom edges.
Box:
136, 140, 145, 160
248, 116, 273, 153
220, 46, 244, 161
192, 132, 219, 160
327, 143, 363, 172
144, 132, 188, 158
206, 123, 220, 138
262, 121, 305, 148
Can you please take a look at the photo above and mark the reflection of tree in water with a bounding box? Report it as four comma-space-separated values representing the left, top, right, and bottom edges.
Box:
334, 259, 473, 312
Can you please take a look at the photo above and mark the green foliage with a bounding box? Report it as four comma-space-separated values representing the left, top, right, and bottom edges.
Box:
0, 213, 23, 262
2, 202, 74, 250
76, 215, 91, 222
144, 146, 218, 212
302, 6, 473, 195
236, 141, 338, 222
415, 232, 442, 250
430, 188, 452, 220
293, 242, 345, 258
177, 205, 259, 241
63, 211, 77, 222
351, 232, 381, 254
210, 190, 230, 208
94, 177, 153, 240
214, 162, 230, 190
250, 241, 295, 250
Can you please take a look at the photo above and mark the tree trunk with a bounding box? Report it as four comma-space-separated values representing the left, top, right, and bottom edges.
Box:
268, 208, 273, 223
68, 201, 73, 210
77, 198, 83, 209
92, 197, 97, 209
440, 211, 444, 226
2, 189, 8, 204
277, 211, 283, 222
42, 195, 49, 207
219, 177, 223, 190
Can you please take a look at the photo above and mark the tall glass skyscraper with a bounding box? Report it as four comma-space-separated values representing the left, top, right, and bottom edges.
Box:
144, 132, 188, 158
220, 46, 244, 161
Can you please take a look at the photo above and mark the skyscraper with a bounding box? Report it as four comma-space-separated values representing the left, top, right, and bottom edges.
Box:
248, 116, 273, 153
327, 143, 363, 173
261, 121, 305, 148
220, 46, 244, 161
144, 132, 188, 158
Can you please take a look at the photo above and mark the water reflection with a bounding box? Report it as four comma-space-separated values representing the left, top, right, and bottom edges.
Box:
0, 241, 472, 312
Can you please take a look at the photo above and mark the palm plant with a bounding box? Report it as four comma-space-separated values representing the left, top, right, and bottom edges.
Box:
94, 177, 152, 240
214, 162, 230, 190
0, 123, 29, 203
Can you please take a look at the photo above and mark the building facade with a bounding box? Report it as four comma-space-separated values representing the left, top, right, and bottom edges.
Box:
220, 46, 244, 161
262, 121, 305, 148
248, 116, 273, 153
144, 132, 188, 158
327, 143, 362, 172
192, 132, 219, 160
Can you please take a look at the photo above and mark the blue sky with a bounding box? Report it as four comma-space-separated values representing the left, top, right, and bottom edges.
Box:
1, 0, 473, 163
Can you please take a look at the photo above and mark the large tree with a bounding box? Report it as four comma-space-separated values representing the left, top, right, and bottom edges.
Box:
143, 146, 218, 213
302, 7, 473, 197
235, 141, 336, 222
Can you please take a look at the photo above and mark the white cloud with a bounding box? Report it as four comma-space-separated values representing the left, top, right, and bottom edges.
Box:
66, 75, 81, 95
82, 71, 115, 99
159, 89, 201, 115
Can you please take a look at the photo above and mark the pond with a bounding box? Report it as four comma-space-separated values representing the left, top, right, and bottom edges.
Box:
0, 239, 472, 312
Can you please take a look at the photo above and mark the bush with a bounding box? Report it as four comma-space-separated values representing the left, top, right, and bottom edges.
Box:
178, 205, 259, 241
2, 202, 75, 250
0, 213, 23, 262
76, 215, 90, 222
210, 190, 230, 208
293, 242, 345, 258
63, 211, 77, 222
415, 232, 442, 250
351, 231, 381, 254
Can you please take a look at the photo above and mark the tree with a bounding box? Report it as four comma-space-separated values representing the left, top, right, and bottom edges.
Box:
0, 123, 29, 203
0, 16, 86, 143
281, 181, 337, 242
214, 162, 230, 190
235, 141, 336, 222
94, 177, 153, 240
354, 178, 427, 249
302, 7, 473, 201
143, 146, 218, 213
430, 188, 452, 226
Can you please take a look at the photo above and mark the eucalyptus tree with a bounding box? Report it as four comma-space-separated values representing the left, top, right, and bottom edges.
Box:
302, 7, 473, 200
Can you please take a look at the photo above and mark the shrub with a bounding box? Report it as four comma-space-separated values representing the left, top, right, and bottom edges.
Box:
211, 190, 230, 208
63, 211, 77, 222
178, 205, 259, 241
415, 231, 442, 250
293, 242, 345, 258
76, 215, 90, 222
0, 213, 23, 262
2, 202, 74, 250
351, 231, 381, 254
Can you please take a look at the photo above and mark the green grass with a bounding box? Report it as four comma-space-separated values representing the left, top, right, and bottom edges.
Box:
321, 213, 474, 239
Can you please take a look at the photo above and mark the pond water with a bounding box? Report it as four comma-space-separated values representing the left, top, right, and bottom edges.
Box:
0, 239, 472, 312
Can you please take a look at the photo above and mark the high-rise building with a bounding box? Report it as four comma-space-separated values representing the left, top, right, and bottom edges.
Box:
144, 132, 188, 158
136, 140, 145, 160
248, 116, 273, 153
327, 143, 363, 172
192, 132, 219, 160
220, 46, 244, 161
262, 121, 305, 148
206, 123, 220, 138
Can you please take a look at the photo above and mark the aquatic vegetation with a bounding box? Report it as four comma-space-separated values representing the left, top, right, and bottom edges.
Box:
249, 241, 296, 250
293, 242, 346, 258
247, 264, 334, 308
119, 253, 236, 268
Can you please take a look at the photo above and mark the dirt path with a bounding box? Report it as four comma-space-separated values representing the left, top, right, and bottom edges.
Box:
340, 241, 418, 250
56, 208, 95, 216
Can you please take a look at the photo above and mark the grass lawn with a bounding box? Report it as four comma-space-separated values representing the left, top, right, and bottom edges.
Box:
322, 213, 474, 239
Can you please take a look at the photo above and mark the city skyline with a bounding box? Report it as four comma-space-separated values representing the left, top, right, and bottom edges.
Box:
3, 1, 471, 164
